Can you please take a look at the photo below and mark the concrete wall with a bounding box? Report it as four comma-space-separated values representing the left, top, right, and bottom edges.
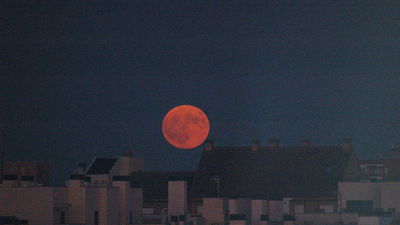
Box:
251, 200, 268, 225
380, 182, 400, 212
0, 187, 56, 225
113, 181, 130, 224
269, 200, 283, 222
131, 188, 143, 224
68, 183, 87, 224
3, 161, 50, 185
339, 182, 400, 212
89, 174, 110, 186
339, 182, 381, 209
106, 187, 120, 225
168, 181, 187, 220
86, 187, 101, 225
229, 199, 251, 224
229, 199, 250, 215
359, 216, 393, 225
203, 198, 226, 225
295, 213, 358, 225
0, 179, 142, 225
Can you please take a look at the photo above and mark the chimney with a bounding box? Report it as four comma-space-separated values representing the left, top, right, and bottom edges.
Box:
342, 138, 352, 150
252, 139, 260, 151
77, 163, 86, 175
205, 140, 214, 151
300, 139, 311, 147
123, 149, 132, 157
268, 139, 279, 148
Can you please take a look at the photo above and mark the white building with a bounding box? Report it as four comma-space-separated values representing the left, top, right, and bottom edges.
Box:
0, 151, 144, 225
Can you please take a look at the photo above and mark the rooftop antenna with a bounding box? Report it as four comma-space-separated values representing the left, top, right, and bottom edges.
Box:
211, 175, 220, 198
2, 129, 5, 153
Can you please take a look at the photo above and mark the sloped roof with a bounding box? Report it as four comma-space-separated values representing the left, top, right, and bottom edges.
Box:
131, 171, 195, 200
86, 158, 117, 175
189, 145, 358, 199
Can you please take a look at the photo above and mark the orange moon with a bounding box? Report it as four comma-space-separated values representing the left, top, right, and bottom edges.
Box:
162, 105, 210, 149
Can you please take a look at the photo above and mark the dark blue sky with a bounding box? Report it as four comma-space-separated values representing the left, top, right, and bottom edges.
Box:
1, 1, 400, 184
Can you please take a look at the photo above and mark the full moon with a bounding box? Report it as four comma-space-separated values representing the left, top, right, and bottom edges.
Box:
162, 105, 210, 149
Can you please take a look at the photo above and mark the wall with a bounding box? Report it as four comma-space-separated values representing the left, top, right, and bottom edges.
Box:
339, 182, 381, 209
131, 188, 143, 224
203, 198, 226, 225
295, 213, 358, 225
379, 182, 400, 212
269, 200, 283, 222
111, 157, 144, 176
105, 187, 120, 225
339, 181, 400, 212
0, 187, 56, 224
113, 181, 129, 224
251, 200, 268, 225
168, 181, 187, 219
89, 174, 110, 186
68, 183, 87, 224
86, 187, 101, 225
342, 150, 361, 182
359, 216, 393, 225
3, 161, 50, 185
229, 199, 251, 224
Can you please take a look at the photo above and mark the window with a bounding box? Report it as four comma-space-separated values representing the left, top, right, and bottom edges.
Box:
94, 211, 99, 225
171, 216, 178, 222
320, 204, 334, 213
346, 200, 373, 213
361, 167, 366, 175
60, 211, 65, 224
130, 210, 132, 224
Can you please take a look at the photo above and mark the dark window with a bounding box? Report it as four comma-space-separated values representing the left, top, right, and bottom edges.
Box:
375, 208, 384, 213
171, 216, 178, 222
130, 210, 132, 224
94, 211, 99, 225
346, 200, 373, 213
229, 214, 246, 220
282, 215, 295, 221
260, 214, 269, 221
60, 211, 65, 224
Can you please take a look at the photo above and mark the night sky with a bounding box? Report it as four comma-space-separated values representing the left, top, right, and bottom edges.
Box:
2, 1, 400, 185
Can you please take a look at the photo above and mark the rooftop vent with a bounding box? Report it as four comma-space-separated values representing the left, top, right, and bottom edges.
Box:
205, 140, 214, 151
268, 139, 279, 148
342, 138, 352, 150
252, 139, 260, 151
300, 139, 311, 147
123, 149, 132, 157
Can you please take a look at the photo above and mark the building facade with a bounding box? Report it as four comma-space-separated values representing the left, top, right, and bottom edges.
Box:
135, 138, 361, 225
2, 161, 50, 186
0, 151, 144, 225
